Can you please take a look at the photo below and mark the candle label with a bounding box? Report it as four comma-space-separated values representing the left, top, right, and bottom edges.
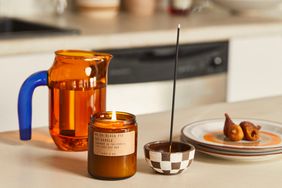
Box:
93, 131, 135, 156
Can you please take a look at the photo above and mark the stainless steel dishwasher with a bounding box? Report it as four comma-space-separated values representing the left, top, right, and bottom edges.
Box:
102, 41, 228, 115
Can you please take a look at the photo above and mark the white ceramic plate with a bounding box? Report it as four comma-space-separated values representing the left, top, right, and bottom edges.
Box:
181, 135, 282, 154
181, 119, 282, 150
198, 149, 281, 161
192, 142, 282, 156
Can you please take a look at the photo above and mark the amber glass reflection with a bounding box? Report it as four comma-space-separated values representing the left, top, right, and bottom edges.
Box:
48, 50, 111, 151
88, 112, 137, 179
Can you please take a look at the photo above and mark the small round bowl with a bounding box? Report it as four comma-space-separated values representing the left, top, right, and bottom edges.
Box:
144, 141, 195, 175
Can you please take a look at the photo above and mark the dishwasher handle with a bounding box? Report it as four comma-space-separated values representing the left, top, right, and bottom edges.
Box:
138, 45, 217, 64
139, 49, 176, 63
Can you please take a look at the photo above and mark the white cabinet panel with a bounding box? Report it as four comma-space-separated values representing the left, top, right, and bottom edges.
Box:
107, 74, 226, 115
228, 35, 282, 102
0, 53, 53, 131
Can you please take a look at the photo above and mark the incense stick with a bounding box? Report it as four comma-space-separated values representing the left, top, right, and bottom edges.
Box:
169, 24, 180, 153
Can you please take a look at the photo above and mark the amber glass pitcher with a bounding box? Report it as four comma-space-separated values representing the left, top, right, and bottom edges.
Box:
18, 50, 112, 151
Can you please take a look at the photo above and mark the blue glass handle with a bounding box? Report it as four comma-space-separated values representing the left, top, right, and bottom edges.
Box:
18, 71, 48, 140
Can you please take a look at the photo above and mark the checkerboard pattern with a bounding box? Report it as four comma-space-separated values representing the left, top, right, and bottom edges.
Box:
144, 148, 195, 175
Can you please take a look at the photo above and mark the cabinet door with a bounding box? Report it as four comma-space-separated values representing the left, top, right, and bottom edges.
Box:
228, 35, 282, 102
0, 53, 52, 131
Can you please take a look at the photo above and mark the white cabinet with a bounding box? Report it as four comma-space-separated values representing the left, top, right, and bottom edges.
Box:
0, 53, 53, 131
2, 34, 282, 132
228, 35, 282, 102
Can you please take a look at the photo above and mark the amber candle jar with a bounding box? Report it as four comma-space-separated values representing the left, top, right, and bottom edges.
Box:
88, 111, 137, 179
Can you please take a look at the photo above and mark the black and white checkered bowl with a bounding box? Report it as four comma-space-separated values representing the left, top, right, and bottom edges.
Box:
144, 141, 195, 175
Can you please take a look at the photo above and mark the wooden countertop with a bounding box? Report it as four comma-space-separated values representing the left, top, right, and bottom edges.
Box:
2, 9, 282, 56
1, 96, 282, 187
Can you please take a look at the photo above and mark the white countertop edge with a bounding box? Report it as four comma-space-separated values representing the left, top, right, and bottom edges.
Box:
2, 22, 282, 56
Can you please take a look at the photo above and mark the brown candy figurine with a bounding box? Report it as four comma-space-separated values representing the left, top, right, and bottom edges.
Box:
224, 113, 244, 141
240, 121, 261, 141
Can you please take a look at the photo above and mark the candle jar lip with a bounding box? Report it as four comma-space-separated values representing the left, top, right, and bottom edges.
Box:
90, 111, 136, 125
